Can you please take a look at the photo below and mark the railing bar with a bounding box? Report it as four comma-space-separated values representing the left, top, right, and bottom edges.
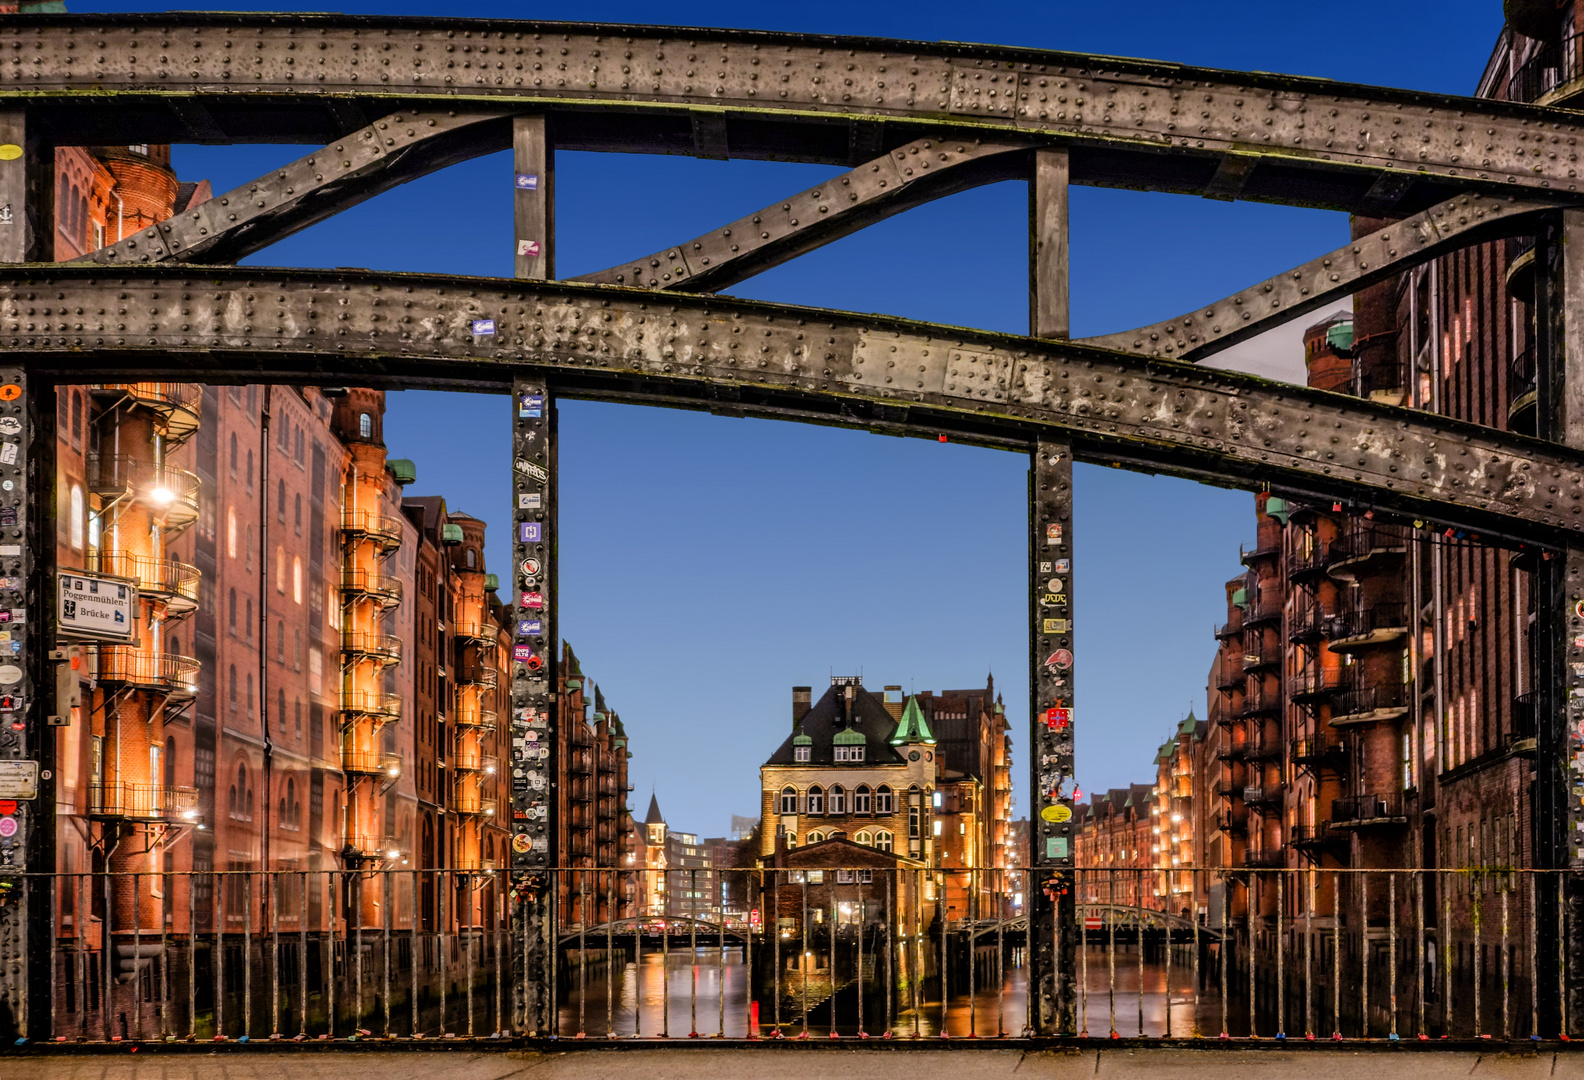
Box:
1192, 867, 1200, 1039
1502, 885, 1511, 1042
1137, 868, 1144, 1038
857, 875, 867, 1038
1164, 870, 1172, 1039
995, 888, 1005, 1037
298, 873, 307, 1039
82, 873, 92, 1042
382, 869, 392, 1039
102, 866, 112, 1042
1305, 866, 1314, 1041
463, 881, 473, 1039
911, 869, 920, 1039
1388, 871, 1397, 1041
662, 870, 670, 1039
609, 870, 618, 1039
1529, 871, 1539, 1041
355, 873, 364, 1038
632, 873, 643, 1038
212, 867, 222, 1042
545, 870, 556, 1039
243, 872, 252, 1041
578, 870, 587, 1039
1443, 879, 1452, 1039
770, 870, 779, 1039
183, 871, 194, 1041
1415, 869, 1425, 1040
410, 870, 419, 1038
969, 869, 977, 1039
496, 886, 506, 1038
1276, 870, 1284, 1039
719, 873, 726, 1039
437, 870, 447, 1037
158, 871, 169, 1041
1360, 870, 1368, 1039
1332, 870, 1340, 1040
1108, 869, 1116, 1037
800, 874, 809, 1039
1562, 872, 1570, 1041
1247, 870, 1255, 1040
133, 870, 144, 1042
1221, 874, 1230, 1038
327, 873, 337, 1040
689, 867, 698, 1039
831, 877, 839, 1039
744, 871, 753, 1040
939, 870, 948, 1039
49, 870, 59, 1043
1022, 871, 1032, 1037
270, 872, 280, 1039
1474, 882, 1482, 1039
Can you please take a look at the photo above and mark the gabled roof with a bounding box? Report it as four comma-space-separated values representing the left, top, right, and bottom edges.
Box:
763, 683, 907, 767
890, 695, 936, 745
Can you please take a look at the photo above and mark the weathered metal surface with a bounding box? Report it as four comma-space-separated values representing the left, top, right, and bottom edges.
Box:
75, 108, 511, 266
509, 375, 555, 1035
1030, 436, 1076, 1035
575, 137, 1030, 291
1030, 148, 1070, 340
513, 116, 553, 280
1082, 193, 1563, 361
7, 16, 1584, 211
1, 264, 1579, 543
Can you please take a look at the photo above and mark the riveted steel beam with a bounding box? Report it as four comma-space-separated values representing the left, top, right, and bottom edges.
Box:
8, 16, 1584, 214
74, 108, 512, 267
4, 265, 1582, 545
1081, 193, 1562, 362
576, 137, 1030, 292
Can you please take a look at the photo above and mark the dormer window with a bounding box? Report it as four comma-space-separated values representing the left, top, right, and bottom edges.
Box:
834, 745, 865, 762
795, 745, 810, 763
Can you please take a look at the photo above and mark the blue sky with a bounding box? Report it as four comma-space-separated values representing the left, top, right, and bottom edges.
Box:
84, 0, 1504, 839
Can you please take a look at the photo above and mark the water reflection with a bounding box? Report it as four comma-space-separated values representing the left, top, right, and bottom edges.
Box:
557, 944, 1226, 1038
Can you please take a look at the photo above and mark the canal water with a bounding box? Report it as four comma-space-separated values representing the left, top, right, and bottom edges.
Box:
557, 944, 1232, 1038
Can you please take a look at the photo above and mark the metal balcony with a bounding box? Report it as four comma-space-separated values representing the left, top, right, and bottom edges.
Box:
1330, 682, 1409, 726
87, 781, 200, 822
1332, 792, 1407, 828
1212, 778, 1243, 797
1289, 671, 1343, 704
1289, 821, 1345, 855
1236, 694, 1282, 719
454, 620, 500, 645
1239, 542, 1280, 567
456, 664, 498, 690
1327, 524, 1408, 576
456, 705, 498, 731
339, 567, 402, 607
1242, 642, 1281, 672
1291, 736, 1345, 769
340, 689, 402, 724
454, 793, 498, 817
1215, 664, 1245, 692
1214, 742, 1246, 763
1327, 602, 1409, 652
1508, 692, 1539, 754
341, 749, 402, 778
1243, 741, 1283, 764
90, 383, 202, 444
1213, 619, 1243, 641
97, 647, 200, 698
1287, 604, 1331, 643
340, 507, 404, 554
455, 752, 499, 776
94, 550, 200, 615
1287, 543, 1330, 582
1242, 847, 1286, 869
1212, 809, 1248, 837
1242, 783, 1285, 810
341, 628, 402, 665
1243, 599, 1282, 627
86, 454, 201, 529
1506, 30, 1584, 107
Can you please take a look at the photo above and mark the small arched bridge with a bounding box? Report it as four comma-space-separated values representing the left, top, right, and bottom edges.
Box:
966, 906, 1221, 944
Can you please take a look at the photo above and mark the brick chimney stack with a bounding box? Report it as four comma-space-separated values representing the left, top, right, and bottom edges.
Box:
792, 686, 811, 728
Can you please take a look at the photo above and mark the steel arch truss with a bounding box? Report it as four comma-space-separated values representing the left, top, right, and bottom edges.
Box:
4, 265, 1581, 544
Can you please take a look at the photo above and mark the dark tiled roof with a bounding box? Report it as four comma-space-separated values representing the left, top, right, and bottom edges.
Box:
644, 793, 664, 825
763, 682, 907, 767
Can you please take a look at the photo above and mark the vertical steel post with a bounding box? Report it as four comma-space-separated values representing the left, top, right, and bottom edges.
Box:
1030, 434, 1075, 1035
510, 369, 556, 1033
1535, 209, 1584, 1034
0, 106, 51, 1032
1029, 148, 1070, 340
513, 115, 554, 282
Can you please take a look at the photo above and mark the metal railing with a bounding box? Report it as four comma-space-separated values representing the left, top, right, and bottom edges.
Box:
1327, 601, 1409, 644
1331, 682, 1409, 724
453, 621, 500, 644
1289, 671, 1344, 702
96, 647, 200, 696
1327, 524, 1409, 567
18, 864, 1577, 1044
93, 550, 201, 609
457, 665, 499, 690
86, 781, 200, 821
340, 507, 404, 551
85, 453, 201, 522
1508, 30, 1584, 104
1290, 737, 1344, 767
339, 689, 402, 723
456, 705, 498, 731
1332, 792, 1406, 825
340, 749, 402, 777
339, 567, 402, 606
341, 629, 402, 664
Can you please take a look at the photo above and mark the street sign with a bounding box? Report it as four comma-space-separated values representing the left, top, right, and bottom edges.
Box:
0, 760, 38, 799
57, 570, 138, 643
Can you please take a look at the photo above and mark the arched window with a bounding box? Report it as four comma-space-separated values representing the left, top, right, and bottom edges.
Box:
465, 547, 476, 568
779, 786, 798, 815
245, 596, 253, 638
806, 785, 824, 815
78, 193, 89, 245
875, 785, 894, 814
68, 484, 83, 550
70, 390, 82, 444
292, 556, 303, 604
227, 664, 237, 712
246, 450, 253, 490
807, 830, 824, 844
854, 785, 872, 814
232, 761, 249, 819
227, 588, 236, 633
828, 785, 846, 815
276, 479, 286, 522
275, 546, 285, 593
854, 830, 873, 847
168, 633, 180, 657
246, 672, 254, 716
229, 432, 238, 477
66, 183, 79, 239
226, 506, 237, 558
164, 736, 177, 788
875, 830, 893, 853
294, 698, 302, 738
277, 687, 285, 727
294, 493, 302, 533
784, 834, 798, 850
358, 412, 372, 439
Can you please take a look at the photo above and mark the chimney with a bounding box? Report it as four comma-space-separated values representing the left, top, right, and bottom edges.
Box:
883, 686, 904, 721
793, 686, 811, 728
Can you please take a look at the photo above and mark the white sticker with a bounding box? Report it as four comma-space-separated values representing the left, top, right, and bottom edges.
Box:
0, 664, 22, 685
0, 442, 17, 465
0, 546, 20, 557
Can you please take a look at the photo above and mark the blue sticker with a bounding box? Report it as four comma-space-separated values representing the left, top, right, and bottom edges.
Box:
472, 319, 496, 336
518, 619, 543, 637
520, 522, 542, 543
515, 174, 539, 190
518, 393, 544, 418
